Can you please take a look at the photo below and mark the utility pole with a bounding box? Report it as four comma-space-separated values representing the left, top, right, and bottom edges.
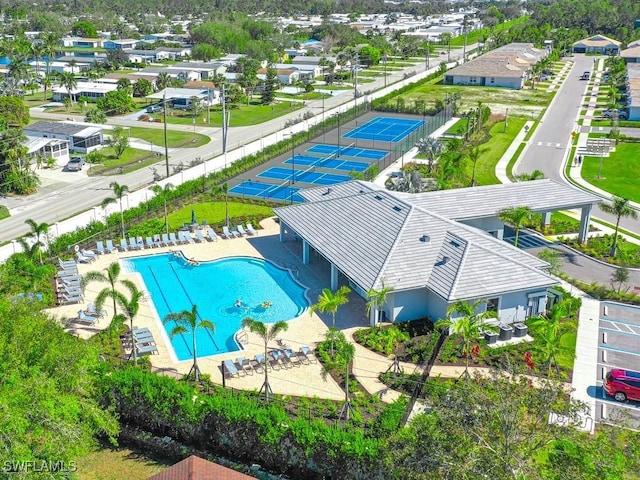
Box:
462, 15, 469, 63
207, 87, 211, 125
425, 39, 430, 71
221, 84, 228, 154
163, 92, 169, 177
383, 52, 387, 87
353, 53, 359, 112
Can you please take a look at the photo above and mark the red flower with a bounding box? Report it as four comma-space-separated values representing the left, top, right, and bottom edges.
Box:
524, 352, 535, 370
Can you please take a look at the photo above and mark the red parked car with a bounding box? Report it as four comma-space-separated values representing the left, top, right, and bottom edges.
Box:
604, 369, 640, 402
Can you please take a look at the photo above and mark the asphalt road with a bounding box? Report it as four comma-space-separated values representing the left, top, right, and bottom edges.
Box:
515, 54, 640, 234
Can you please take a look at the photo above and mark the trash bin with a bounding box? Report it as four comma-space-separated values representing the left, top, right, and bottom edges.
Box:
513, 323, 528, 338
499, 324, 513, 341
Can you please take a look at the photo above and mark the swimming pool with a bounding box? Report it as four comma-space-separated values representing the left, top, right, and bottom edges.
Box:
123, 254, 309, 361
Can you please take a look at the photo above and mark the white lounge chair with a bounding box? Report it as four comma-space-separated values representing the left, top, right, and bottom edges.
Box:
58, 258, 76, 270
223, 359, 240, 377
76, 252, 96, 263
96, 241, 105, 254
206, 228, 218, 242
146, 237, 155, 248
236, 357, 254, 375
80, 248, 97, 259
237, 225, 247, 236
169, 232, 179, 245
246, 223, 257, 235
161, 233, 171, 247
77, 309, 100, 325
85, 302, 107, 318
179, 231, 192, 244
120, 238, 128, 251
136, 236, 145, 249
60, 293, 83, 304
153, 234, 162, 248
222, 226, 236, 239
299, 346, 316, 364
105, 239, 116, 253
195, 229, 206, 243
129, 237, 139, 250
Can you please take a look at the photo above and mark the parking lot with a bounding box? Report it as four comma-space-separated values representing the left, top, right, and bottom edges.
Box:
596, 302, 640, 428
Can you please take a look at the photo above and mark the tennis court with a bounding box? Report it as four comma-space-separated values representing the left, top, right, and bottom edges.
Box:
343, 116, 423, 143
258, 167, 351, 185
284, 154, 370, 173
228, 180, 303, 202
307, 144, 388, 161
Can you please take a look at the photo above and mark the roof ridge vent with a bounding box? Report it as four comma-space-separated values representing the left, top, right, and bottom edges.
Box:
420, 234, 430, 243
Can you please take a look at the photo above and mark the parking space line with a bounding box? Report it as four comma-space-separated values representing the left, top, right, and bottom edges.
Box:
600, 317, 640, 328
599, 327, 640, 337
599, 344, 640, 357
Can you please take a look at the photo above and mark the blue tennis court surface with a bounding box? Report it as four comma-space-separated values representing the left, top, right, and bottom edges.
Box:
284, 155, 369, 173
229, 180, 303, 202
307, 144, 388, 161
258, 167, 351, 185
343, 117, 423, 143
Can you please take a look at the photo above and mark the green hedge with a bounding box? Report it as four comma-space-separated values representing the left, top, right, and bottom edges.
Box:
97, 366, 393, 479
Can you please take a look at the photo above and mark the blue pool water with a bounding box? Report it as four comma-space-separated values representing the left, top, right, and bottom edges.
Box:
124, 254, 309, 361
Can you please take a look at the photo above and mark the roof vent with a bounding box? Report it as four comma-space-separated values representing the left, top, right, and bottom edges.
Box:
442, 256, 450, 264
420, 235, 430, 243
359, 190, 365, 194
392, 206, 402, 212
374, 194, 383, 201
322, 187, 332, 196
450, 240, 460, 248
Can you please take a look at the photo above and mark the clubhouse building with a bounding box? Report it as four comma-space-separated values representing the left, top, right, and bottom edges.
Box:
274, 179, 599, 326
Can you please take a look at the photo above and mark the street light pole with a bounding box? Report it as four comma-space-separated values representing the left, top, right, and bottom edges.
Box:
163, 92, 169, 177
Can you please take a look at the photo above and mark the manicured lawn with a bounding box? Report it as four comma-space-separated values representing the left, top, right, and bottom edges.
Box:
128, 127, 210, 148
149, 100, 303, 127
87, 148, 160, 176
581, 142, 640, 202
166, 201, 274, 230
76, 446, 170, 480
445, 118, 468, 135
468, 117, 527, 186
0, 205, 9, 220
357, 70, 388, 77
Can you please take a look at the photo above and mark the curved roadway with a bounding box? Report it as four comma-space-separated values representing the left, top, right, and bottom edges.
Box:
514, 54, 640, 235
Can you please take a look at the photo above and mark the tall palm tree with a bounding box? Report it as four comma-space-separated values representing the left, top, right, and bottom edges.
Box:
101, 182, 129, 238
436, 299, 497, 376
163, 304, 215, 382
415, 137, 443, 174
58, 71, 78, 103
41, 32, 61, 76
599, 196, 638, 257
366, 280, 394, 326
241, 317, 288, 402
151, 183, 175, 234
156, 72, 171, 90
498, 206, 533, 247
41, 74, 52, 101
19, 218, 49, 264
84, 261, 124, 321
310, 286, 351, 356
101, 280, 144, 364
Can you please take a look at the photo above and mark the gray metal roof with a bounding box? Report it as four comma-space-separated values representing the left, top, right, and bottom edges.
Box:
25, 121, 98, 137
400, 179, 601, 220
275, 187, 556, 299
298, 180, 382, 202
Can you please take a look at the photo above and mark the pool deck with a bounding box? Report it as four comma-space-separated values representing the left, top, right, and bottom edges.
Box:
49, 218, 382, 402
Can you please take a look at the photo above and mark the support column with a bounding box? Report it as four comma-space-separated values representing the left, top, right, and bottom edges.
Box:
497, 227, 504, 240
578, 204, 592, 244
541, 211, 552, 232
278, 222, 286, 242
330, 264, 339, 291
302, 240, 310, 265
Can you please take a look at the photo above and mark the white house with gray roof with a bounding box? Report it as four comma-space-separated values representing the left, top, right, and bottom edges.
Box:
274, 179, 599, 326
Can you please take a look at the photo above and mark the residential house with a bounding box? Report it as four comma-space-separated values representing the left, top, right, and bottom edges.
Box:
626, 63, 640, 121
102, 73, 157, 89
621, 40, 640, 63
51, 81, 119, 102
444, 43, 548, 89
157, 46, 192, 59
104, 39, 140, 50
25, 136, 70, 166
273, 179, 599, 326
24, 121, 105, 154
60, 37, 104, 48
126, 50, 161, 63
257, 67, 298, 85
173, 61, 227, 80
572, 35, 621, 55
146, 87, 214, 108
136, 67, 201, 82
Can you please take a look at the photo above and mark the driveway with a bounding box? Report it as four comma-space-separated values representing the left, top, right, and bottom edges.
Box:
514, 54, 640, 235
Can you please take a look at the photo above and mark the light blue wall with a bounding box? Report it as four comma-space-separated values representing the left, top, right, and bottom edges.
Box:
388, 288, 449, 323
